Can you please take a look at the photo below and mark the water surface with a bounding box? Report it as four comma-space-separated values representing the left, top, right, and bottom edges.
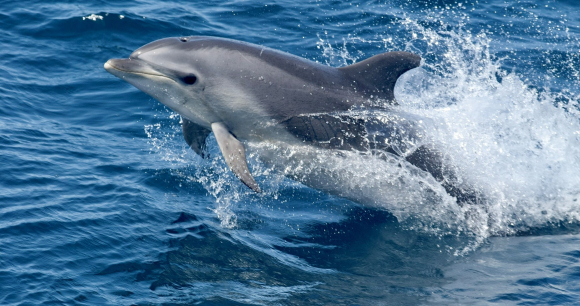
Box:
1, 0, 580, 305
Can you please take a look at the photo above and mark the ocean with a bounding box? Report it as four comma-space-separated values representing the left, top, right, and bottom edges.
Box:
1, 0, 580, 305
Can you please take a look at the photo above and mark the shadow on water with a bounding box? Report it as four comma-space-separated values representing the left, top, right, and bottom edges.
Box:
277, 207, 466, 305
146, 212, 318, 305
137, 207, 470, 305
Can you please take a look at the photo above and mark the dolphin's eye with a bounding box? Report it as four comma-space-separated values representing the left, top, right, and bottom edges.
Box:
179, 37, 188, 42
182, 75, 197, 85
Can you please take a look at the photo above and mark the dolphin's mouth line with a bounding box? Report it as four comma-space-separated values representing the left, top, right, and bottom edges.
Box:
105, 61, 173, 81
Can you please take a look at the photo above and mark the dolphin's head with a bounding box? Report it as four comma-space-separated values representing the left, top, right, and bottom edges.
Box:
105, 37, 221, 126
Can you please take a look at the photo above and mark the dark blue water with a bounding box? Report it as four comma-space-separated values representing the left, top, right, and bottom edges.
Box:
2, 0, 580, 305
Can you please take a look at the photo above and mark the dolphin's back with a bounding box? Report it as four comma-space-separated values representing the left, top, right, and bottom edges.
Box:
182, 37, 420, 110
184, 36, 343, 86
203, 37, 420, 102
133, 36, 421, 120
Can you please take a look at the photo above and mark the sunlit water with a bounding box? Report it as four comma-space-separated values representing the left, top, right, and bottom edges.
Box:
1, 0, 580, 305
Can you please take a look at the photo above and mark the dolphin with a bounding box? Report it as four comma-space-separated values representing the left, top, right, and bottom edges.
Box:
104, 36, 475, 202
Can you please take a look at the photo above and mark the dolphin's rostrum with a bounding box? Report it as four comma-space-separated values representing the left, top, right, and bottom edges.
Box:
104, 36, 427, 194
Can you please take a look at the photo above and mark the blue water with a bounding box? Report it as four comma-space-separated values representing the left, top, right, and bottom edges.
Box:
2, 0, 580, 305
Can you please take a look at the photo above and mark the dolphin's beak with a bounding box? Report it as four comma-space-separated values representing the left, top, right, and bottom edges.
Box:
104, 58, 165, 78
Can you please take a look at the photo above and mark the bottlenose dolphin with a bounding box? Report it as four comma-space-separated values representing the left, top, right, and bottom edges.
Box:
104, 36, 474, 202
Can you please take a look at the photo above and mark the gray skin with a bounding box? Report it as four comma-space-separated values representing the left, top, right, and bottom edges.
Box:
105, 36, 475, 202
105, 36, 418, 134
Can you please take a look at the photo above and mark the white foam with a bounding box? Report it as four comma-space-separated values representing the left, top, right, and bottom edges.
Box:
314, 19, 580, 252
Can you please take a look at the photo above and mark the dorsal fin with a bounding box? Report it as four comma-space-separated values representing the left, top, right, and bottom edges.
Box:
338, 51, 421, 102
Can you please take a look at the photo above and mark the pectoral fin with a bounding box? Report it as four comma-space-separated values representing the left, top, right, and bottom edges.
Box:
211, 122, 261, 193
182, 118, 211, 158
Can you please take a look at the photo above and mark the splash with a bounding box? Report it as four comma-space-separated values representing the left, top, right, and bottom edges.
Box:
144, 112, 247, 229
402, 21, 580, 238
82, 14, 103, 21
316, 17, 580, 251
